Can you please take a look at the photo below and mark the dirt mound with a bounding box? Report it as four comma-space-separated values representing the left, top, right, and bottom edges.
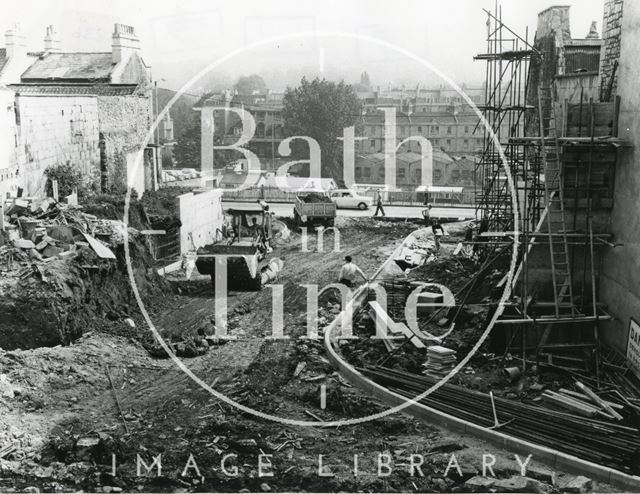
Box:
0, 235, 168, 350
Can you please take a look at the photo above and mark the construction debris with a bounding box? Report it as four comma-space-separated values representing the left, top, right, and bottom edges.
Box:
362, 366, 640, 474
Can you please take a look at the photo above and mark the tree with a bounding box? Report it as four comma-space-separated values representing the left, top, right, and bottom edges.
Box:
172, 111, 200, 169
282, 77, 362, 181
234, 74, 267, 95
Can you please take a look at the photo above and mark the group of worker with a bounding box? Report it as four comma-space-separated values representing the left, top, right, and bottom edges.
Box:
371, 192, 445, 251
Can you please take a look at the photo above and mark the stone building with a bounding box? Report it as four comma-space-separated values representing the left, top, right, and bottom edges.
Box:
199, 90, 285, 176
0, 23, 155, 198
353, 150, 476, 201
600, 0, 624, 101
355, 85, 499, 157
598, 0, 640, 369
356, 109, 487, 156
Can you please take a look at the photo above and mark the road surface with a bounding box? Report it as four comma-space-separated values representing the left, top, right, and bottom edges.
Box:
222, 200, 477, 220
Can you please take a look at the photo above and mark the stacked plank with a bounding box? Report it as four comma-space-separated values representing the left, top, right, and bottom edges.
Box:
422, 345, 456, 377
542, 381, 624, 421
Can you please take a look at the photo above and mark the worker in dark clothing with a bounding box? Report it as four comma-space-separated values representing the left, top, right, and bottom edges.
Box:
373, 191, 386, 217
432, 220, 445, 255
251, 217, 268, 252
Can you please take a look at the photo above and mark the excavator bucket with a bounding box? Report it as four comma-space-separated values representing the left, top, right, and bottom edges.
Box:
195, 246, 263, 291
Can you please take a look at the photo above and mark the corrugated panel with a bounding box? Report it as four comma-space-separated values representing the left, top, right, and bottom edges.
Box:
565, 46, 601, 73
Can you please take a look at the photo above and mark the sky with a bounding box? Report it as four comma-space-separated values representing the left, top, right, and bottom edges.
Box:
2, 0, 605, 94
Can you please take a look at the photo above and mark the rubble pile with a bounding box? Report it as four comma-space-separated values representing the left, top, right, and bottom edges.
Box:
0, 194, 165, 350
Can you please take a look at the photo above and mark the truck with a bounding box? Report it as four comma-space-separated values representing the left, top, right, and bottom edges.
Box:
293, 192, 337, 227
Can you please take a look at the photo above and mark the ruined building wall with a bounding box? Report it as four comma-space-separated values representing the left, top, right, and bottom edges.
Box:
525, 7, 571, 136
600, 0, 640, 364
96, 92, 153, 194
0, 88, 20, 199
15, 94, 101, 196
600, 0, 624, 101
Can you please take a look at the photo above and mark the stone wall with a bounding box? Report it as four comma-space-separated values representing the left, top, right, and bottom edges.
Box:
0, 88, 20, 199
15, 94, 101, 196
175, 189, 223, 254
600, 0, 640, 372
600, 0, 624, 101
97, 92, 153, 193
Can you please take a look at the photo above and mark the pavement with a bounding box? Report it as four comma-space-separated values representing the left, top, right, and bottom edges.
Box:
222, 200, 477, 220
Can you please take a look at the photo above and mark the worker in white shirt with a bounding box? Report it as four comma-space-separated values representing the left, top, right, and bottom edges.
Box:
338, 255, 367, 288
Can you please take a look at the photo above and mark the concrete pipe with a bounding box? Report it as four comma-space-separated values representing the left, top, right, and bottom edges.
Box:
503, 366, 522, 383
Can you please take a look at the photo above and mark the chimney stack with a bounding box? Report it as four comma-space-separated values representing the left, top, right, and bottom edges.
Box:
586, 21, 600, 39
111, 23, 139, 64
5, 25, 26, 58
44, 25, 61, 52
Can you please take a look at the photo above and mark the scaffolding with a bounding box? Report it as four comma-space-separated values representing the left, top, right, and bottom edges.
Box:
473, 5, 627, 376
473, 6, 540, 234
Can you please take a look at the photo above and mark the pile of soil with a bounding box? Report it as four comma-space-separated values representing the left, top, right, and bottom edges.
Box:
0, 231, 168, 350
297, 192, 331, 203
140, 186, 193, 229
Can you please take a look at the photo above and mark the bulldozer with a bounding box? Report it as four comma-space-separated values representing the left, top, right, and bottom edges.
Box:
195, 203, 281, 291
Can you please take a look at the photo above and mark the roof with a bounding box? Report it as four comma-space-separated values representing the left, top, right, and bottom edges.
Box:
356, 150, 453, 166
416, 186, 464, 193
262, 175, 336, 191
21, 52, 114, 81
219, 172, 264, 187
226, 207, 265, 214
0, 48, 7, 75
9, 83, 141, 96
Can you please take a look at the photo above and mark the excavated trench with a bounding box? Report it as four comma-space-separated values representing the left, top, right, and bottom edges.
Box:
0, 239, 167, 350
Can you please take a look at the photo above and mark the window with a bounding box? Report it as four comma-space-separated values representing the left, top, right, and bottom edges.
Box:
447, 126, 452, 134
398, 168, 406, 179
417, 126, 422, 132
446, 139, 452, 146
363, 167, 371, 177
433, 170, 442, 181
422, 108, 426, 112
370, 140, 375, 149
463, 139, 469, 145
355, 167, 361, 178
464, 126, 469, 134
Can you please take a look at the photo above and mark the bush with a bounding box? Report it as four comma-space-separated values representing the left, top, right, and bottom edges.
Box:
45, 163, 93, 199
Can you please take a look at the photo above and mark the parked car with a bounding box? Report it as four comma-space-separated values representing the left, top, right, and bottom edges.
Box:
329, 189, 373, 210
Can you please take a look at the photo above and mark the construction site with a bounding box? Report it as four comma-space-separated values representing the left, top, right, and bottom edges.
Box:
2, 0, 640, 493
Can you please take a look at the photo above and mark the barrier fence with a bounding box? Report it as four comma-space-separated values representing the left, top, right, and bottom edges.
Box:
220, 186, 476, 206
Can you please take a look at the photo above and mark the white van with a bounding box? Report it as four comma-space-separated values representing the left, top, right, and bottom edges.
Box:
329, 189, 374, 210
